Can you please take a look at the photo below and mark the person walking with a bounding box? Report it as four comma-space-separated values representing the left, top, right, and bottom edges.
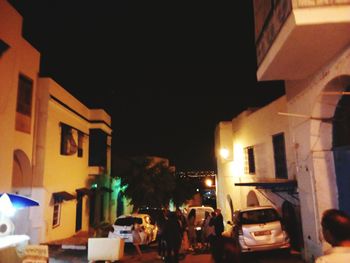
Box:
210, 208, 225, 263
156, 210, 167, 260
163, 211, 182, 263
131, 223, 143, 260
316, 208, 350, 263
202, 211, 213, 251
187, 208, 197, 252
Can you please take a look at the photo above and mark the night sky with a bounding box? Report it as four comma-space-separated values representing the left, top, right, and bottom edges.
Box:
9, 1, 285, 171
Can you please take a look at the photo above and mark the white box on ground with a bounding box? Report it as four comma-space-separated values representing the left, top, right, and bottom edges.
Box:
87, 237, 124, 262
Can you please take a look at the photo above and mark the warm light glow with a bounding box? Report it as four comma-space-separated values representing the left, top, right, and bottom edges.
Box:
232, 142, 245, 176
219, 148, 229, 159
0, 194, 16, 217
205, 178, 213, 187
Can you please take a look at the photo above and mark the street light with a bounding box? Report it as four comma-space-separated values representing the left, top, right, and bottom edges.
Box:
205, 178, 213, 187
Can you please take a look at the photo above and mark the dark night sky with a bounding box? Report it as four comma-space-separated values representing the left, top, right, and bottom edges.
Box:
9, 1, 285, 171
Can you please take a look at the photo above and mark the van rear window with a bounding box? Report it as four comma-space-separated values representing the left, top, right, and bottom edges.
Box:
240, 209, 280, 224
115, 217, 143, 226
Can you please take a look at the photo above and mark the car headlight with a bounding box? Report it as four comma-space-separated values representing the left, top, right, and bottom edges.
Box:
195, 226, 201, 231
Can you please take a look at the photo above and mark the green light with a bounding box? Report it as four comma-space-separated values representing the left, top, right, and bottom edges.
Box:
91, 184, 98, 188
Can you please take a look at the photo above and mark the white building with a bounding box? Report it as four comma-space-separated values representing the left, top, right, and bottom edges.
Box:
0, 0, 116, 244
215, 96, 303, 252
216, 1, 350, 262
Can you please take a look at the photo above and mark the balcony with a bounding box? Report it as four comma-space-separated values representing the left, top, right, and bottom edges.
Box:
255, 0, 350, 81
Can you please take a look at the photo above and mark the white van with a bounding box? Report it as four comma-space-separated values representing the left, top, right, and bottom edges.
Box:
184, 206, 215, 230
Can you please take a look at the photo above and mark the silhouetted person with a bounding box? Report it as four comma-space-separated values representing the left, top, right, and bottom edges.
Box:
156, 210, 167, 260
187, 208, 197, 251
316, 208, 350, 263
210, 208, 225, 263
164, 211, 182, 263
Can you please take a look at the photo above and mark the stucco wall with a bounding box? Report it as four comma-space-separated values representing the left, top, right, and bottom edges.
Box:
216, 96, 295, 226
285, 45, 350, 261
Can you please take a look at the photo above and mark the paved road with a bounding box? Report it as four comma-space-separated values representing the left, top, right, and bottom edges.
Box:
49, 242, 305, 263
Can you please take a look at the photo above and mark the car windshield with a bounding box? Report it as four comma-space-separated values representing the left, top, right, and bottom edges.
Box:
114, 217, 143, 226
240, 209, 280, 224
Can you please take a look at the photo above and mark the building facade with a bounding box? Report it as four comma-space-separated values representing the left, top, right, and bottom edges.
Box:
216, 1, 350, 262
215, 96, 303, 252
0, 0, 116, 244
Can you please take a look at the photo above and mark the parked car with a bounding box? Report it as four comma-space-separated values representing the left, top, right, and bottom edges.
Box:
109, 213, 158, 245
229, 206, 290, 253
137, 207, 165, 225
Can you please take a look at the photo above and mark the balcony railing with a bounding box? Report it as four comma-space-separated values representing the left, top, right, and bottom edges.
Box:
255, 0, 350, 67
254, 0, 292, 67
294, 0, 350, 8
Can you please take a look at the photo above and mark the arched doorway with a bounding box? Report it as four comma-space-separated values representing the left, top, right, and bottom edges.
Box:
332, 78, 350, 215
12, 149, 32, 190
247, 190, 259, 207
11, 150, 32, 235
282, 201, 303, 251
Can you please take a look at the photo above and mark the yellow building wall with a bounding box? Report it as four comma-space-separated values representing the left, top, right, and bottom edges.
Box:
41, 79, 92, 242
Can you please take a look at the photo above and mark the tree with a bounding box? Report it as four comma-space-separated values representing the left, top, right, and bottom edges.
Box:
172, 174, 200, 208
112, 156, 176, 211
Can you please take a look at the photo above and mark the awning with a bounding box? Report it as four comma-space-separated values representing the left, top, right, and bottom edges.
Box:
52, 191, 76, 203
76, 187, 91, 196
234, 178, 297, 193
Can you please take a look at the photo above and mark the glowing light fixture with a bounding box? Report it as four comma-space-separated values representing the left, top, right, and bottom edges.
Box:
219, 148, 229, 159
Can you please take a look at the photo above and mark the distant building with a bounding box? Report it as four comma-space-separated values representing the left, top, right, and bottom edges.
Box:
177, 170, 216, 208
0, 0, 115, 244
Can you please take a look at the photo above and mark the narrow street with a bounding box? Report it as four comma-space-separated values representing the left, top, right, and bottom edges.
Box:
49, 242, 305, 263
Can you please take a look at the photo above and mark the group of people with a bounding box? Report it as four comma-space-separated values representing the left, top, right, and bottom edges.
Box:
156, 209, 186, 262
155, 207, 227, 262
131, 207, 350, 262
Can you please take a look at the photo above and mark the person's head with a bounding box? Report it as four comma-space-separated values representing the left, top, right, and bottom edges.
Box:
188, 208, 196, 219
176, 208, 182, 216
215, 208, 221, 215
321, 209, 350, 246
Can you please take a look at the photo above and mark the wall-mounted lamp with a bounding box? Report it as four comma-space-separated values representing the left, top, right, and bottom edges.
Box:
219, 148, 230, 160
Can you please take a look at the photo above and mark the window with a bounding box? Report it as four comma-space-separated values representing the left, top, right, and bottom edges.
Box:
52, 202, 61, 228
245, 147, 256, 174
0, 39, 10, 57
60, 123, 77, 155
272, 133, 288, 179
15, 74, 33, 133
89, 129, 107, 167
77, 131, 84, 157
16, 75, 33, 116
